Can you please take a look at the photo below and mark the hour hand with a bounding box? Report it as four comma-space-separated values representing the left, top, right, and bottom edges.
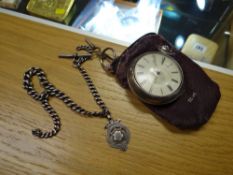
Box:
150, 68, 160, 77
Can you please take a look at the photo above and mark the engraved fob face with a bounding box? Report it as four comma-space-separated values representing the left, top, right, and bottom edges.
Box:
127, 52, 184, 105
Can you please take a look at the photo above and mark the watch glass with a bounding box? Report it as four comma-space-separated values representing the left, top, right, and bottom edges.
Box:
128, 52, 184, 104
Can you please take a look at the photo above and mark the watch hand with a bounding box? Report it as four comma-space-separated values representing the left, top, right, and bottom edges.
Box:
150, 69, 160, 77
153, 57, 157, 66
149, 75, 158, 94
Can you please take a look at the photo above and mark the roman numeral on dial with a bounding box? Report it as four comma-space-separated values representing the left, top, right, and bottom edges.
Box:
153, 55, 157, 66
144, 58, 149, 63
160, 88, 163, 95
171, 71, 178, 74
161, 57, 166, 65
140, 79, 147, 86
136, 71, 144, 75
149, 85, 153, 94
167, 85, 173, 91
138, 64, 144, 68
171, 79, 178, 83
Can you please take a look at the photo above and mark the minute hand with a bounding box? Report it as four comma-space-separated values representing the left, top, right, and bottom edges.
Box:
149, 74, 159, 93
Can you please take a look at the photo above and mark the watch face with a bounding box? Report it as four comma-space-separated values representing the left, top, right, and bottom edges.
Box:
133, 52, 183, 98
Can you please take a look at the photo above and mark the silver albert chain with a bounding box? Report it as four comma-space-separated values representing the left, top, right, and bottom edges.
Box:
23, 41, 130, 151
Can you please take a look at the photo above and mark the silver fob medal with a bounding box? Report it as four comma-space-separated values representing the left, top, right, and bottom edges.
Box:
105, 119, 130, 151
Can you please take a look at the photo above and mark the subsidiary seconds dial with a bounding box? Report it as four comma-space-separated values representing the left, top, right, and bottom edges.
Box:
127, 52, 184, 105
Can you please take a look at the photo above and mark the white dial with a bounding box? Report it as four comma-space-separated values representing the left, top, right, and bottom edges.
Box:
134, 52, 183, 97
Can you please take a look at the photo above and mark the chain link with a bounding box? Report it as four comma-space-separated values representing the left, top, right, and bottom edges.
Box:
23, 55, 111, 138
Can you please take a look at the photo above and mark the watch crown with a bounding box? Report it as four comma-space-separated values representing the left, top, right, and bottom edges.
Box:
159, 45, 174, 55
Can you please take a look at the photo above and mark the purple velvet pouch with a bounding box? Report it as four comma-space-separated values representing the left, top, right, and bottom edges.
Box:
111, 33, 221, 129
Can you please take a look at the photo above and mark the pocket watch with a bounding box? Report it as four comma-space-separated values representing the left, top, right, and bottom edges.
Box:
127, 51, 184, 105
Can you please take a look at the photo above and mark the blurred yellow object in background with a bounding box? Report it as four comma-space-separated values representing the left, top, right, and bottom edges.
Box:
27, 0, 75, 24
182, 34, 218, 64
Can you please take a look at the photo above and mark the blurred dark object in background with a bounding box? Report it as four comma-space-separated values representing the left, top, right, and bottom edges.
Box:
159, 0, 233, 47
